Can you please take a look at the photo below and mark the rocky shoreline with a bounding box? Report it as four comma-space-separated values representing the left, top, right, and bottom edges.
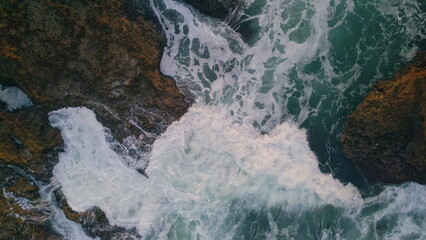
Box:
183, 0, 242, 21
1, 0, 188, 239
1, 0, 425, 239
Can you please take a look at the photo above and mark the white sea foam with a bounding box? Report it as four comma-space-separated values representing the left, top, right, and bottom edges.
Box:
48, 0, 426, 238
153, 0, 334, 129
153, 0, 425, 132
1, 164, 97, 240
49, 107, 149, 227
49, 106, 426, 239
356, 183, 426, 240
152, 0, 366, 131
42, 181, 99, 240
49, 105, 362, 237
0, 84, 33, 111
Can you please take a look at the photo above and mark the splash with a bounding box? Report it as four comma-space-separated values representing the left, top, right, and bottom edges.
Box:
49, 0, 426, 238
49, 106, 426, 239
152, 0, 425, 131
49, 106, 359, 230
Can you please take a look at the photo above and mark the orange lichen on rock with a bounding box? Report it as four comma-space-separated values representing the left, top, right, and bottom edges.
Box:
0, 108, 62, 165
0, 44, 20, 60
341, 52, 426, 184
0, 168, 61, 239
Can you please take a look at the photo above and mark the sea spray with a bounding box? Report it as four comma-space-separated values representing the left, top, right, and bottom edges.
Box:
49, 106, 363, 238
152, 0, 425, 132
49, 0, 426, 238
49, 106, 426, 239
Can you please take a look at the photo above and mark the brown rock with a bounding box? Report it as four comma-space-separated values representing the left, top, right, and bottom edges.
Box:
0, 0, 189, 238
54, 190, 141, 239
0, 107, 62, 182
341, 52, 426, 184
0, 167, 61, 240
1, 0, 188, 141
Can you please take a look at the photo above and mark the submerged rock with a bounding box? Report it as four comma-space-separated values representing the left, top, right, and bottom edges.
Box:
0, 0, 189, 238
341, 52, 426, 184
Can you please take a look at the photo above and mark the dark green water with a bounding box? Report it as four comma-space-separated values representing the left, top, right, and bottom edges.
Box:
151, 0, 426, 238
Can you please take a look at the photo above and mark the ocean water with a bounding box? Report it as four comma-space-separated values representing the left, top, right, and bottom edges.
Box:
49, 0, 426, 239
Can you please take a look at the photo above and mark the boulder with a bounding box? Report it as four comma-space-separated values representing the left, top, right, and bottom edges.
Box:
0, 0, 188, 142
0, 0, 189, 238
341, 52, 426, 184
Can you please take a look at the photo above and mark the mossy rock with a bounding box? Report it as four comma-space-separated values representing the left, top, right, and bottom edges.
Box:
0, 0, 189, 238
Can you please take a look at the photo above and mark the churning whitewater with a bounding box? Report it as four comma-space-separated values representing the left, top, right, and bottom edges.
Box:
49, 105, 362, 239
49, 0, 426, 239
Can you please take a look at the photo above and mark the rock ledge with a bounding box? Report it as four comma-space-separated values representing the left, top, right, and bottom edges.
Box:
341, 52, 426, 184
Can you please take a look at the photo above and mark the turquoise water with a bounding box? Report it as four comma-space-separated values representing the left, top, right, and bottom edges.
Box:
49, 0, 426, 239
151, 0, 426, 238
155, 0, 425, 188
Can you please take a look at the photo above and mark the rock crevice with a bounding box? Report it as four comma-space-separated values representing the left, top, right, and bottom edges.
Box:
0, 0, 189, 238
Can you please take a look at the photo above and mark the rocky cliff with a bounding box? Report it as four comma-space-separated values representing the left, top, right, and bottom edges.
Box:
0, 0, 188, 239
341, 52, 426, 184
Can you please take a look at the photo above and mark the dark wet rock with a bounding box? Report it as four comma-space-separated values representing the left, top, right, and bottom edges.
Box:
0, 0, 188, 141
0, 107, 63, 182
0, 167, 62, 240
136, 168, 149, 179
341, 52, 426, 184
54, 190, 141, 240
0, 0, 189, 238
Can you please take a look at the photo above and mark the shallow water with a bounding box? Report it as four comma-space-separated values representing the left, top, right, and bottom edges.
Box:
49, 0, 426, 239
